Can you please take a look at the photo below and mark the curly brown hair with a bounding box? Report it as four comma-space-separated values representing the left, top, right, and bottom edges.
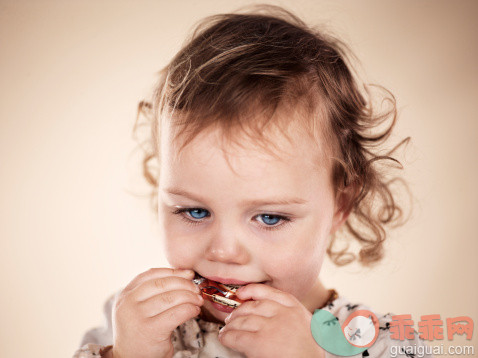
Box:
132, 4, 412, 267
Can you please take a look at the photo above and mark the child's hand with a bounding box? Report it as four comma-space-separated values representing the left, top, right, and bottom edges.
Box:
218, 284, 325, 358
110, 268, 203, 358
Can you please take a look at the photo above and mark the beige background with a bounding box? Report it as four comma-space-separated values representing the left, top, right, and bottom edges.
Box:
1, 0, 477, 357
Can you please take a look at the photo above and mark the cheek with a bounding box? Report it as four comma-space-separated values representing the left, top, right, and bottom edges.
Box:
260, 219, 330, 296
160, 210, 202, 268
262, 241, 325, 297
164, 236, 193, 269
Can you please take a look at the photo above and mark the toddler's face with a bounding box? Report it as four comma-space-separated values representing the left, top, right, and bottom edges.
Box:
158, 119, 345, 322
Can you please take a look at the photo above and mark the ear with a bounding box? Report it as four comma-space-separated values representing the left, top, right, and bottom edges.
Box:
330, 184, 356, 235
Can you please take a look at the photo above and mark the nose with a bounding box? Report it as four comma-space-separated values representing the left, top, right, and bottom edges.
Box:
204, 221, 250, 265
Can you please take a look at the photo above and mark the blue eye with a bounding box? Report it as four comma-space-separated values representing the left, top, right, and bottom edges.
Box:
185, 208, 209, 219
255, 213, 292, 231
171, 208, 210, 226
258, 214, 281, 225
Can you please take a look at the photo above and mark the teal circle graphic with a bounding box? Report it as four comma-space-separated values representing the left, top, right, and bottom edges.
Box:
310, 309, 379, 356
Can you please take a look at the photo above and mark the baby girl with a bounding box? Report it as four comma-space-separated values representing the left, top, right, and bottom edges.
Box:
74, 4, 432, 358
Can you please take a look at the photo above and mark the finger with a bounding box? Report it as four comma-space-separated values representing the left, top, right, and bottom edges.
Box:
236, 283, 297, 307
131, 276, 200, 302
218, 329, 256, 353
149, 302, 201, 334
123, 268, 195, 293
223, 314, 268, 333
225, 299, 281, 323
138, 289, 204, 317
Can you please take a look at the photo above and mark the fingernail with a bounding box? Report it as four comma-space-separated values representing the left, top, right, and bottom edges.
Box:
224, 313, 232, 323
186, 271, 196, 278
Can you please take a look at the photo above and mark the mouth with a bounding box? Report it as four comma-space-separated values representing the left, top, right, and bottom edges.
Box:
193, 272, 265, 310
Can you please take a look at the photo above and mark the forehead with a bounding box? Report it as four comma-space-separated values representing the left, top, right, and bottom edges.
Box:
161, 103, 331, 168
159, 118, 333, 200
163, 116, 328, 168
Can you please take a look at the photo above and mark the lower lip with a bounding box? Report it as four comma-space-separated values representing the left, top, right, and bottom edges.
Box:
211, 301, 235, 313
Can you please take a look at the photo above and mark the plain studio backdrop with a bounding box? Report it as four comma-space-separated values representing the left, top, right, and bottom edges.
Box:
1, 1, 477, 357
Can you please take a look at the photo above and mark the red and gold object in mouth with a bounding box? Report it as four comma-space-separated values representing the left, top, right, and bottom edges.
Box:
193, 273, 249, 309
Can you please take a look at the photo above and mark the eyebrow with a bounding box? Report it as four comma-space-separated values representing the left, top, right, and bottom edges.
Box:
164, 187, 308, 206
